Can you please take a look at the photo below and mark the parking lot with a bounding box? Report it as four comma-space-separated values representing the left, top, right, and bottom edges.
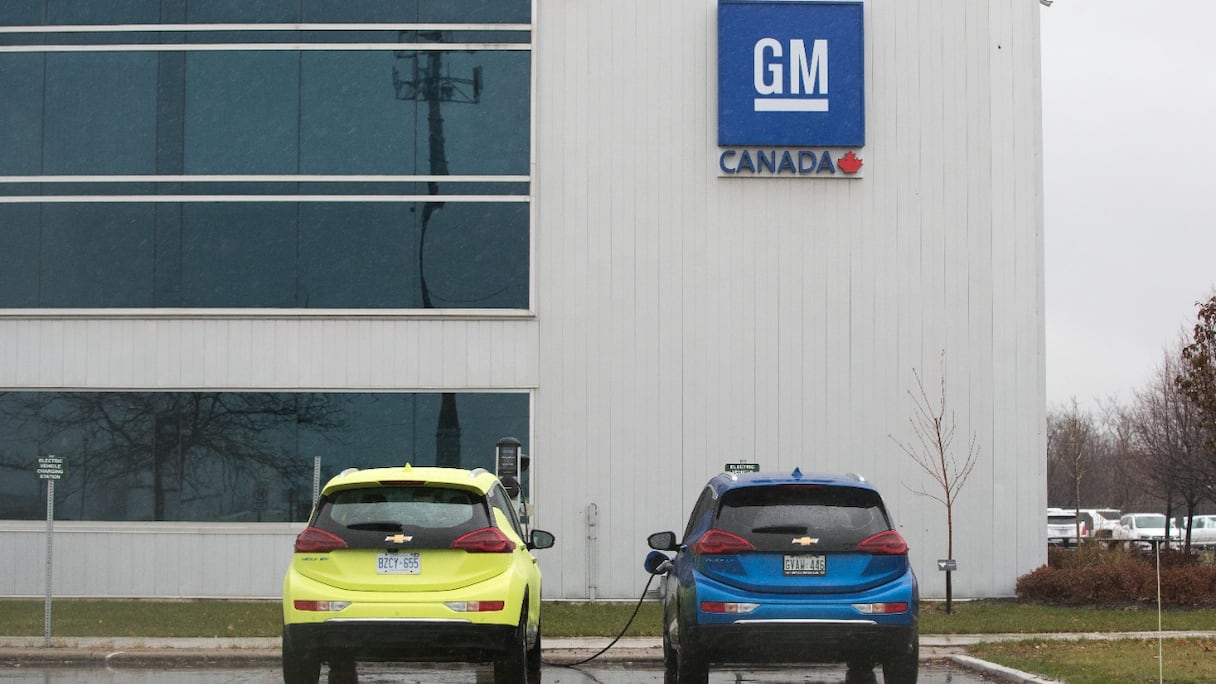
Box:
0, 662, 1003, 683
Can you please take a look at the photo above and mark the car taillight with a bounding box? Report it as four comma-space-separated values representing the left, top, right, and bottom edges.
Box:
293, 600, 350, 612
445, 601, 506, 612
692, 530, 755, 555
451, 528, 516, 553
294, 527, 348, 553
701, 601, 758, 614
855, 530, 908, 555
852, 602, 908, 614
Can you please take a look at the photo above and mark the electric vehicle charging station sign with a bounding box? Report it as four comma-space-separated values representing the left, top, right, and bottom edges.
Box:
718, 0, 865, 177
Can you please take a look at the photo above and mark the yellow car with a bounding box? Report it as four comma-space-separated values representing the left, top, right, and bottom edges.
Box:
281, 465, 555, 684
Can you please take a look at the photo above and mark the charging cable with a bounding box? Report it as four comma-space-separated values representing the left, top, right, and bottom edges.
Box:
551, 573, 658, 667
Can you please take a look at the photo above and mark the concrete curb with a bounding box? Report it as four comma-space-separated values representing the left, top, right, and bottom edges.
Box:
3, 632, 1212, 677
950, 655, 1061, 684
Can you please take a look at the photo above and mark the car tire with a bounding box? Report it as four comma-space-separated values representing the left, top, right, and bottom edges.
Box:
526, 617, 542, 680
675, 642, 708, 684
281, 629, 320, 684
881, 638, 919, 684
662, 629, 678, 684
494, 604, 529, 683
846, 658, 875, 679
326, 659, 358, 684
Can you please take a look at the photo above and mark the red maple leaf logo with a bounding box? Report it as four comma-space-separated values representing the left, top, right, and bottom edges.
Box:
838, 151, 863, 174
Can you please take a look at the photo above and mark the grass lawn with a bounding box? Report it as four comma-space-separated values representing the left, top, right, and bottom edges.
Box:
5, 598, 1216, 682
919, 599, 1216, 634
2, 598, 1214, 639
968, 638, 1216, 684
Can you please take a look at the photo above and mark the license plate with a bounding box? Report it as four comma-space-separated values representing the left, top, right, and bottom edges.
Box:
783, 554, 826, 576
376, 552, 421, 575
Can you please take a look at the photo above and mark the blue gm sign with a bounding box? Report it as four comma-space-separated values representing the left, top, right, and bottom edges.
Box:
718, 0, 864, 147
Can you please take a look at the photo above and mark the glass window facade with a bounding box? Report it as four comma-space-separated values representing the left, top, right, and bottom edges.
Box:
0, 391, 531, 522
0, 1, 530, 27
0, 3, 532, 309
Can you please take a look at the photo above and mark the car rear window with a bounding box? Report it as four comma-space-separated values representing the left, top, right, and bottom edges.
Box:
1048, 515, 1077, 525
313, 485, 491, 549
714, 484, 891, 551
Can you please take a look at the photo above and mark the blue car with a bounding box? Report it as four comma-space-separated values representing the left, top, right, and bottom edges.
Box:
644, 469, 919, 683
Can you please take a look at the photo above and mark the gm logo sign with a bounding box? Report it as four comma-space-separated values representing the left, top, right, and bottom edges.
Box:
718, 0, 864, 147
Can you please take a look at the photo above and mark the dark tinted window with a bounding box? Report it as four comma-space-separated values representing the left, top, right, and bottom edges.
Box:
0, 1, 531, 24
317, 485, 489, 549
0, 391, 529, 522
487, 483, 524, 539
682, 487, 718, 542
715, 485, 890, 551
0, 19, 531, 310
0, 49, 530, 176
0, 200, 530, 308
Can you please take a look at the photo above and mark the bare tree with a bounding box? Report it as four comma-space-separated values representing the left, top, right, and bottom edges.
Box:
1132, 350, 1207, 550
891, 352, 980, 614
1046, 399, 1093, 542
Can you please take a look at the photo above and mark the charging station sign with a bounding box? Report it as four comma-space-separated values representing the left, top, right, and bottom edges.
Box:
718, 0, 865, 149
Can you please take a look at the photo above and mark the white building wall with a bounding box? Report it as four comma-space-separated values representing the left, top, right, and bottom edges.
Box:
0, 522, 301, 598
0, 0, 1045, 600
0, 316, 538, 391
532, 0, 1046, 600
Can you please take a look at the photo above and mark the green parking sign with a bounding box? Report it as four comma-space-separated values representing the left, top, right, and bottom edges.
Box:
725, 462, 760, 473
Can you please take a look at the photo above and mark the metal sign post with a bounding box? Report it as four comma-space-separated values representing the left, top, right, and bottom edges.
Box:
312, 456, 322, 508
37, 456, 64, 648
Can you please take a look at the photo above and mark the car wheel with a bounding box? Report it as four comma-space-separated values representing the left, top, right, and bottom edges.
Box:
281, 629, 320, 684
675, 642, 708, 684
881, 638, 919, 684
846, 658, 876, 681
326, 659, 358, 684
494, 604, 529, 683
662, 629, 677, 684
526, 617, 542, 680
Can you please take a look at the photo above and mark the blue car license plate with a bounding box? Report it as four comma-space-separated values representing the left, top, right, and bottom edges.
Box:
783, 554, 826, 576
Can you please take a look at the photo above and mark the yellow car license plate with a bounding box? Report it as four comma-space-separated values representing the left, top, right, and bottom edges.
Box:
376, 552, 421, 575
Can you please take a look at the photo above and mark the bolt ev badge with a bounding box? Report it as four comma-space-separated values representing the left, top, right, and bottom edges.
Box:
791, 537, 819, 546
384, 534, 413, 543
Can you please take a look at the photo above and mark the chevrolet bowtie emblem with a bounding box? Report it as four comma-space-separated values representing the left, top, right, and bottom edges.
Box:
791, 537, 819, 546
384, 534, 413, 544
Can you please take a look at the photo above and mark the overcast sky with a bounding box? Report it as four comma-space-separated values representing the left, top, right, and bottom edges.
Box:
1040, 0, 1216, 410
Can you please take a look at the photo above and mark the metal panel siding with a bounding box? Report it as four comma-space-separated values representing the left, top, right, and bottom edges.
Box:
533, 0, 1045, 599
0, 318, 537, 390
0, 523, 301, 598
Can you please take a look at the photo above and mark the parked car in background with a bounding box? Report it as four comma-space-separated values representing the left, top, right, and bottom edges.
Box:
1046, 507, 1085, 546
644, 469, 919, 684
1111, 513, 1182, 548
1076, 508, 1122, 539
1179, 515, 1216, 549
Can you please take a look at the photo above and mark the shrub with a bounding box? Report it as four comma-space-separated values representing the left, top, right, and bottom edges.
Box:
1018, 546, 1216, 606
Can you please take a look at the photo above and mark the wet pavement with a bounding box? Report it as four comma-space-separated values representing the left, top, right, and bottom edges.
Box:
0, 661, 999, 683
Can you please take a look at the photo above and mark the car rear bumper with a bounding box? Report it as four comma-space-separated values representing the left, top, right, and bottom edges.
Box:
284, 620, 517, 663
687, 620, 917, 664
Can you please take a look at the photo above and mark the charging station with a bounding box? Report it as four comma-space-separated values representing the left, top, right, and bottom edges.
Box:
495, 436, 531, 527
